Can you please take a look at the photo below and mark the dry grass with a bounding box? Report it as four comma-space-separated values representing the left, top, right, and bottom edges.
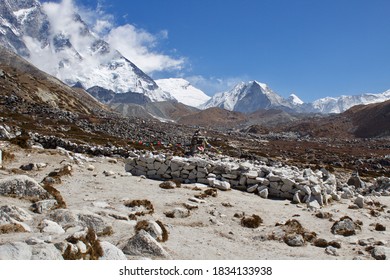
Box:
159, 181, 175, 189
156, 220, 168, 242
63, 228, 103, 260
41, 182, 67, 209
1, 150, 15, 162
0, 223, 27, 234
124, 199, 154, 216
195, 188, 218, 199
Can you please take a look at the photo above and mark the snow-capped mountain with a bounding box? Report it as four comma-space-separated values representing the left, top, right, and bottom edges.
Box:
156, 78, 211, 108
288, 94, 304, 105
201, 81, 294, 113
307, 90, 390, 114
0, 0, 173, 102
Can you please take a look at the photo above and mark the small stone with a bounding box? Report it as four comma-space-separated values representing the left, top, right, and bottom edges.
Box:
183, 202, 198, 210
371, 246, 389, 260
103, 170, 115, 177
164, 208, 190, 218
325, 246, 339, 256
313, 238, 328, 248
87, 165, 95, 171
284, 234, 305, 247
258, 188, 268, 199
354, 195, 365, 208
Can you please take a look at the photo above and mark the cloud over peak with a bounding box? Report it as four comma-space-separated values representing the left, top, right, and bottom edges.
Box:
42, 0, 186, 75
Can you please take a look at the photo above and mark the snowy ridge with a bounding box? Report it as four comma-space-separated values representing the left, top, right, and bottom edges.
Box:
310, 90, 390, 114
156, 78, 210, 107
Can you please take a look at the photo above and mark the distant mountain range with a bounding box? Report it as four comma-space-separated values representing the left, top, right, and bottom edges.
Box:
1, 0, 389, 116
200, 80, 390, 114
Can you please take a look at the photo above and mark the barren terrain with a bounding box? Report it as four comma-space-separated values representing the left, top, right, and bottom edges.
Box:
1, 144, 389, 260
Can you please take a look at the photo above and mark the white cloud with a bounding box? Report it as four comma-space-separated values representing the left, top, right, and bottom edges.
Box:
105, 24, 185, 74
185, 75, 248, 96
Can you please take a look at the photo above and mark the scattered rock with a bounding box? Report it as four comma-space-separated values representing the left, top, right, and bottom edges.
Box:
183, 202, 198, 210
325, 246, 339, 256
371, 246, 390, 260
164, 208, 190, 219
315, 211, 332, 219
313, 238, 329, 248
284, 234, 305, 247
122, 230, 170, 258
331, 216, 361, 236
354, 195, 365, 208
87, 165, 95, 171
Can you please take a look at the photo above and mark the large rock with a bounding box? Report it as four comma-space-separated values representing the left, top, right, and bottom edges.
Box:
99, 241, 127, 260
0, 175, 49, 199
77, 212, 108, 235
213, 180, 231, 191
31, 243, 64, 260
0, 205, 32, 222
38, 219, 65, 235
122, 230, 169, 258
0, 242, 32, 260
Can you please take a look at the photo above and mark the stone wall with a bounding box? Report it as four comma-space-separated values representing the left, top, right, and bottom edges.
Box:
125, 152, 340, 208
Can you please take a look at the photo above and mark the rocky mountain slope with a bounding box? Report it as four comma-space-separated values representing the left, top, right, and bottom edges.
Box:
0, 0, 173, 103
156, 78, 211, 108
0, 45, 107, 115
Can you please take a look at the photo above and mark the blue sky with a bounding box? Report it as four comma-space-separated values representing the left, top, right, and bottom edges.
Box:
72, 0, 390, 101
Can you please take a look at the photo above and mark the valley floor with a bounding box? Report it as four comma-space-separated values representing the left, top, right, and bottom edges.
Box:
1, 143, 389, 260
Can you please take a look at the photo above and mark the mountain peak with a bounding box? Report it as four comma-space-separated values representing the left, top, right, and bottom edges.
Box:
202, 80, 292, 113
250, 80, 268, 90
288, 93, 304, 105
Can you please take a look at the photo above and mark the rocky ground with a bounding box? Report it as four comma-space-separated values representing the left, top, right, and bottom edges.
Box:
1, 143, 389, 260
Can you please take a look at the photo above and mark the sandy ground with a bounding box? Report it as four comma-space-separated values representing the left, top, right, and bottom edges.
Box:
0, 144, 389, 260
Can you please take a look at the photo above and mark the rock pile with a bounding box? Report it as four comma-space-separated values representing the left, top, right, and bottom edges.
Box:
125, 152, 340, 207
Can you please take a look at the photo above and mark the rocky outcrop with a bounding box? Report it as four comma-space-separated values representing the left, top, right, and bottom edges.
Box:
0, 175, 49, 199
